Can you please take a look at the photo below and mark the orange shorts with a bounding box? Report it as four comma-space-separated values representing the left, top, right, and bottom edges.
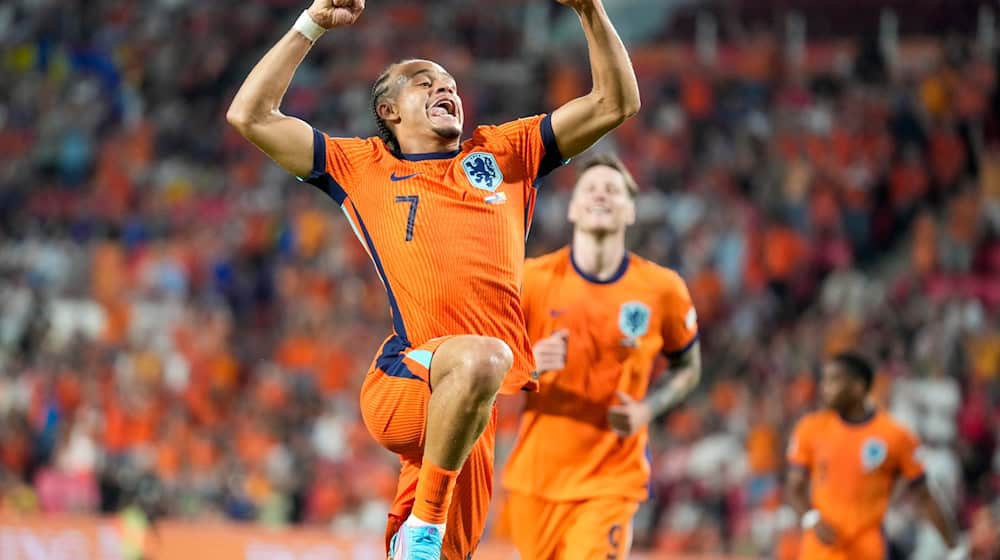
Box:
799, 527, 885, 560
507, 492, 638, 560
360, 334, 496, 560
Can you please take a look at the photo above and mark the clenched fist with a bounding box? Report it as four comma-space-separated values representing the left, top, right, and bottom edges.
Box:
532, 329, 568, 374
307, 0, 364, 29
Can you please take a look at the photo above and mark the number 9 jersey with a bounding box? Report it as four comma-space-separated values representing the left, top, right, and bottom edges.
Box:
304, 114, 564, 394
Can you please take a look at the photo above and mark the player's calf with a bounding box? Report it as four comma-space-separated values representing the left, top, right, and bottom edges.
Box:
395, 336, 512, 557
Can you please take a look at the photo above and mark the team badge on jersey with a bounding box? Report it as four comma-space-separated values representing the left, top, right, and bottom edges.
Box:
618, 301, 651, 347
462, 152, 503, 192
860, 437, 888, 472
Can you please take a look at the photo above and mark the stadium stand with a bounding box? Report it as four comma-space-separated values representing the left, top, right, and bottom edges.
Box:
0, 0, 998, 558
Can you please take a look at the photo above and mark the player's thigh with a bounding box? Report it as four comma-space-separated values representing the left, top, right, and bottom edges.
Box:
442, 406, 498, 560
359, 335, 454, 457
560, 498, 638, 560
847, 529, 887, 560
506, 492, 567, 560
798, 531, 848, 560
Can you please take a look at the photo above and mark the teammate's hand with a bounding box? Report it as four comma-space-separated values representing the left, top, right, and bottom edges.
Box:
608, 391, 651, 437
532, 329, 568, 373
307, 0, 364, 29
814, 519, 837, 546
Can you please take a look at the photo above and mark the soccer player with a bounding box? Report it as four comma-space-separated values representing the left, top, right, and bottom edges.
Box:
785, 352, 966, 560
225, 0, 639, 558
502, 153, 702, 560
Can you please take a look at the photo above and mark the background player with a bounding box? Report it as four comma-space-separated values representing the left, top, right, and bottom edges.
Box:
502, 153, 702, 559
785, 352, 966, 560
225, 0, 639, 558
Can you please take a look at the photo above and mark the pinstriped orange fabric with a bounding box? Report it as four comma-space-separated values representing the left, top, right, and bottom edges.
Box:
503, 247, 699, 503
305, 114, 564, 394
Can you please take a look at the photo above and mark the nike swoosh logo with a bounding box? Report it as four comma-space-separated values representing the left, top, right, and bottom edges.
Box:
390, 172, 421, 182
549, 309, 565, 317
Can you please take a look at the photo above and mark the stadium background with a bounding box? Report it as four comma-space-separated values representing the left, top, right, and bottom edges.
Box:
1, 0, 999, 558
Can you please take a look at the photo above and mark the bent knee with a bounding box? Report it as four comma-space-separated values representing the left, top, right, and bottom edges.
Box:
448, 336, 513, 396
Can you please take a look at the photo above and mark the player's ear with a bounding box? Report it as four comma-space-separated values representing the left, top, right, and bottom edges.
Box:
377, 99, 401, 126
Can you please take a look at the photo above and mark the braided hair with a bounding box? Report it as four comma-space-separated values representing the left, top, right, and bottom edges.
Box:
371, 61, 413, 154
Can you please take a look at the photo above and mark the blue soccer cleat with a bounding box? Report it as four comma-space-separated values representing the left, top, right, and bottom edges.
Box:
388, 524, 443, 560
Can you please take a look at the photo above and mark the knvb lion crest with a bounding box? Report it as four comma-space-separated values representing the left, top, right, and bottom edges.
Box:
860, 437, 888, 472
461, 152, 503, 192
618, 301, 651, 341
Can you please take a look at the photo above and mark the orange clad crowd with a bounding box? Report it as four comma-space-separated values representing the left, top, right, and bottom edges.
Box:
0, 0, 998, 557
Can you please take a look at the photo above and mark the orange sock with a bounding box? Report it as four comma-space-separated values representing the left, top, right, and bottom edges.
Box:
412, 460, 458, 524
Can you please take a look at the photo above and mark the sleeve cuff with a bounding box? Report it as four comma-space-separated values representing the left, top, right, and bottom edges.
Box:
664, 332, 699, 361
906, 473, 926, 488
302, 128, 347, 204
536, 114, 567, 179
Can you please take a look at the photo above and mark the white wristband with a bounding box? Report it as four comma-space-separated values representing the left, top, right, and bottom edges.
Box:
801, 509, 821, 530
293, 10, 326, 43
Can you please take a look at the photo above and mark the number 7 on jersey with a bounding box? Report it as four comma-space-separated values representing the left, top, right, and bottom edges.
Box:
394, 195, 419, 242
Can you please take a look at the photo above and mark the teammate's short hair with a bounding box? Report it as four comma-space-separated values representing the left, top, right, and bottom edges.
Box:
831, 352, 875, 391
578, 152, 638, 198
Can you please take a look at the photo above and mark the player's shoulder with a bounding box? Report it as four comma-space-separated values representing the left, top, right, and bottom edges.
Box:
322, 133, 387, 159
467, 115, 546, 148
875, 410, 920, 442
795, 409, 836, 434
629, 254, 688, 292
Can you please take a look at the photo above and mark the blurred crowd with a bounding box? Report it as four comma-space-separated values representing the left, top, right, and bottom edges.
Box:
1, 0, 999, 558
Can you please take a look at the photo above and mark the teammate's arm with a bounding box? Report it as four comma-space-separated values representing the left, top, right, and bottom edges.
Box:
785, 419, 838, 545
607, 342, 701, 437
226, 0, 364, 178
911, 478, 961, 551
785, 466, 812, 518
645, 341, 701, 416
549, 0, 640, 159
785, 465, 839, 545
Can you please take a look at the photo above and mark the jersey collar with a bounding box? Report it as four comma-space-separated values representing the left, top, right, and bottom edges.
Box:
838, 407, 876, 426
569, 246, 630, 285
396, 150, 462, 161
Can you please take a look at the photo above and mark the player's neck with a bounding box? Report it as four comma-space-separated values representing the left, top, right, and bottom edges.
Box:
837, 403, 875, 425
396, 134, 461, 156
571, 231, 627, 282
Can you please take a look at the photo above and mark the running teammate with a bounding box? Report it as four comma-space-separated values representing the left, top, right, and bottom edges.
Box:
502, 154, 701, 559
785, 352, 966, 560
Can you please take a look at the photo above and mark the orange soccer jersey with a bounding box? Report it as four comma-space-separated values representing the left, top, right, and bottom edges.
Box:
503, 247, 699, 503
306, 114, 563, 559
305, 114, 563, 393
787, 409, 925, 559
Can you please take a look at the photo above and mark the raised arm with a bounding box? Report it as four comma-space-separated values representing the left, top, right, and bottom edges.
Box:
549, 0, 641, 159
226, 0, 364, 178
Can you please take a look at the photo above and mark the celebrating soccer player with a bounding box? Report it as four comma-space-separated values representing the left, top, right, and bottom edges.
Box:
225, 0, 639, 558
785, 353, 966, 560
502, 153, 702, 560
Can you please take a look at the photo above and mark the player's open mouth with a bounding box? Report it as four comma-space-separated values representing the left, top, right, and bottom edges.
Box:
428, 97, 458, 119
588, 206, 611, 216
